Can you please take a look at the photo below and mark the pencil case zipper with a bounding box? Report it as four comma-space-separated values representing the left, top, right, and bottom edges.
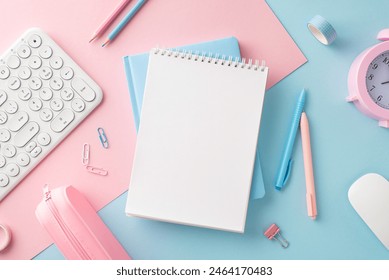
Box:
43, 185, 91, 260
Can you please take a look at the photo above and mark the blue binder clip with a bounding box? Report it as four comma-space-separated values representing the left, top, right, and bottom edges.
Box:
97, 127, 109, 149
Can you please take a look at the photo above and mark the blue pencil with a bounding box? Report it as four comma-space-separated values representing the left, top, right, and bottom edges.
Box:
102, 0, 148, 47
274, 88, 306, 191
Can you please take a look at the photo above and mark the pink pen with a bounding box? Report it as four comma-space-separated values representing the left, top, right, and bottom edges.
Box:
301, 112, 317, 220
89, 0, 132, 43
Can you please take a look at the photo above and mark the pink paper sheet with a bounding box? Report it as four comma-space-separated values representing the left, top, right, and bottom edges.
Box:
0, 0, 306, 259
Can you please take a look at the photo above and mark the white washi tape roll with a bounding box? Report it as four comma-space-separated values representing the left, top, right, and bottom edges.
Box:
307, 15, 337, 45
0, 224, 12, 252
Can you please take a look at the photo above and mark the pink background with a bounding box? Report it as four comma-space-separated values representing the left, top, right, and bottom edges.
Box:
0, 0, 305, 259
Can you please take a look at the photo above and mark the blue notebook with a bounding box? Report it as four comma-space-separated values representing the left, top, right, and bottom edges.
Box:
123, 37, 265, 199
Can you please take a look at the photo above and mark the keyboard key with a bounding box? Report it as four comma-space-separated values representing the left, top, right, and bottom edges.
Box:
0, 128, 11, 142
18, 66, 32, 80
39, 66, 53, 80
28, 55, 42, 69
0, 174, 9, 187
25, 141, 37, 152
18, 88, 32, 101
8, 111, 29, 132
0, 65, 10, 80
6, 163, 20, 177
71, 98, 85, 112
14, 122, 40, 147
8, 76, 21, 90
60, 88, 74, 101
50, 56, 63, 69
39, 45, 52, 59
50, 98, 63, 111
49, 77, 63, 90
2, 144, 16, 158
28, 77, 42, 90
7, 55, 21, 69
60, 66, 74, 80
16, 153, 30, 167
37, 132, 51, 146
28, 98, 43, 111
51, 109, 74, 132
0, 155, 6, 168
39, 88, 53, 101
71, 77, 96, 102
0, 90, 8, 105
39, 108, 53, 122
4, 100, 18, 114
27, 34, 42, 48
17, 44, 31, 59
0, 111, 7, 124
31, 146, 42, 158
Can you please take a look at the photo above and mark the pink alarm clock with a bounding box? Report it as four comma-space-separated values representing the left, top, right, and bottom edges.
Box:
348, 29, 389, 127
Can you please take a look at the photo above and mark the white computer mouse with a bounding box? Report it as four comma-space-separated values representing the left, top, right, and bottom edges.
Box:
348, 173, 389, 250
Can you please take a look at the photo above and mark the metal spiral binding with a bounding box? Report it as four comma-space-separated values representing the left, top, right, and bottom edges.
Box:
152, 47, 266, 71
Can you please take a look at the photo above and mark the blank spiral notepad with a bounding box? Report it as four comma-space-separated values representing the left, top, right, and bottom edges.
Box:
125, 48, 268, 233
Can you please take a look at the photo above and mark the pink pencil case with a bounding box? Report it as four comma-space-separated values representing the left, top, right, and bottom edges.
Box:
35, 185, 131, 260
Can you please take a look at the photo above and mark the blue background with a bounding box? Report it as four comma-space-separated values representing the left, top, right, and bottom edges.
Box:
36, 0, 389, 259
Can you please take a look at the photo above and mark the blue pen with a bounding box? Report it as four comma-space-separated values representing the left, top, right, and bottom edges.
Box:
275, 89, 306, 191
102, 0, 148, 47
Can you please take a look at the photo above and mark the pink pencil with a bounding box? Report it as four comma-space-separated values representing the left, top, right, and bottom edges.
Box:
301, 112, 317, 220
89, 0, 132, 43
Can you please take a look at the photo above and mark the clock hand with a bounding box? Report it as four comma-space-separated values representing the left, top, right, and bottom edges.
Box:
381, 81, 389, 85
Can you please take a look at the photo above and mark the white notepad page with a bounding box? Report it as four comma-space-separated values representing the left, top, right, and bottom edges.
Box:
126, 49, 268, 233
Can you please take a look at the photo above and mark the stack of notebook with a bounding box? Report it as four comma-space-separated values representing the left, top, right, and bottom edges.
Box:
123, 37, 268, 232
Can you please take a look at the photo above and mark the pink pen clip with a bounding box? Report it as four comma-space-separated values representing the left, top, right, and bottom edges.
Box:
264, 223, 289, 248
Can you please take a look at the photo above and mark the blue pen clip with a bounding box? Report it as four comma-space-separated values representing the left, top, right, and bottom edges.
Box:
97, 127, 109, 149
275, 159, 293, 191
283, 159, 293, 186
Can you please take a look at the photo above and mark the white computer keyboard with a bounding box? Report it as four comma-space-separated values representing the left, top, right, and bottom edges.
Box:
0, 28, 103, 201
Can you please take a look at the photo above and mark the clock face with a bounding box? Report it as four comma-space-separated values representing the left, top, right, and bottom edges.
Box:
366, 51, 389, 109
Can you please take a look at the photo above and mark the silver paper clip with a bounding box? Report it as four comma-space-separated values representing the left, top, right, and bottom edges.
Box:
264, 223, 289, 248
82, 143, 90, 165
97, 127, 109, 149
86, 166, 108, 176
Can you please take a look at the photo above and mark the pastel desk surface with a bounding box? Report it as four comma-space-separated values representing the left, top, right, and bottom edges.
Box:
35, 0, 389, 259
